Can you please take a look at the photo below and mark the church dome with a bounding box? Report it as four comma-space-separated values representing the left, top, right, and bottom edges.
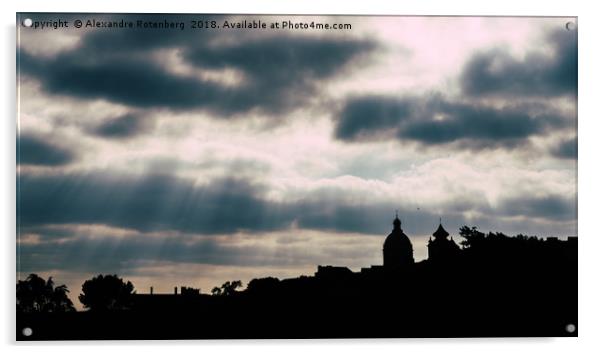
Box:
383, 215, 415, 268
383, 227, 413, 250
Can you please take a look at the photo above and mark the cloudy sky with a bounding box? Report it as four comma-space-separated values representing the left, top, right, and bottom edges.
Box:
17, 14, 577, 304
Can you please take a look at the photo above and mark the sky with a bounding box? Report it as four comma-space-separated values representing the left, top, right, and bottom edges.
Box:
16, 14, 577, 306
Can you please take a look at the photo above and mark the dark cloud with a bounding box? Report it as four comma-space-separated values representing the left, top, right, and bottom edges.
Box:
550, 137, 577, 159
19, 50, 223, 111
398, 101, 554, 148
18, 133, 76, 166
90, 113, 151, 139
334, 28, 576, 151
18, 171, 575, 238
18, 235, 250, 273
295, 203, 456, 236
460, 28, 577, 97
18, 172, 291, 235
19, 14, 377, 116
183, 36, 376, 114
335, 96, 411, 141
16, 170, 441, 236
497, 194, 577, 221
335, 94, 565, 150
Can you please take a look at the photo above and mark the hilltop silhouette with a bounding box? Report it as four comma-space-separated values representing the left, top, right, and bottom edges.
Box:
17, 218, 577, 340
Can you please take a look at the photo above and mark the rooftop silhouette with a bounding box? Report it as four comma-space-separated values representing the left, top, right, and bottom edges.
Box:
17, 215, 577, 340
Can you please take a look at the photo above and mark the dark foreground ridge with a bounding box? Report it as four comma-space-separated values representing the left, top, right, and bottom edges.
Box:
17, 221, 577, 340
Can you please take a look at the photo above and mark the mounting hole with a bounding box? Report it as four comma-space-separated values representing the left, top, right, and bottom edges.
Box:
22, 18, 33, 27
565, 21, 575, 31
565, 323, 576, 333
22, 327, 33, 337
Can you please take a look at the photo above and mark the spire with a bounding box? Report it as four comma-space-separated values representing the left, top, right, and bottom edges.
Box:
393, 211, 401, 230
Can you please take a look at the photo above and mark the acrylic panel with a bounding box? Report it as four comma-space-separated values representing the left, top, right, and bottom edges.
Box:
16, 13, 577, 340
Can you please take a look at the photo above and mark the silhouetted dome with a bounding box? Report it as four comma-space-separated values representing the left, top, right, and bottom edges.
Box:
384, 228, 413, 250
383, 215, 414, 268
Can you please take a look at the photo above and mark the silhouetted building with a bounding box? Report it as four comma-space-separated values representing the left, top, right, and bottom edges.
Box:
383, 214, 414, 268
427, 222, 460, 263
315, 265, 353, 279
360, 265, 384, 274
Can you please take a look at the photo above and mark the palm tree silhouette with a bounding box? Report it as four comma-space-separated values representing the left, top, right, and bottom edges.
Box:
16, 274, 75, 313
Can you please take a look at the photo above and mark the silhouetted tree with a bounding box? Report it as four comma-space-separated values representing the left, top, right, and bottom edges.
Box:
17, 274, 75, 313
458, 225, 485, 249
246, 277, 280, 294
79, 274, 135, 311
222, 280, 242, 295
211, 280, 243, 296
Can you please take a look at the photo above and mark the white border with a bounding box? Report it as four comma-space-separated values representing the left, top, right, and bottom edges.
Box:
3, 0, 601, 353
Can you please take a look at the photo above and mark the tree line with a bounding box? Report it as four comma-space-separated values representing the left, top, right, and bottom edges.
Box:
17, 273, 245, 313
